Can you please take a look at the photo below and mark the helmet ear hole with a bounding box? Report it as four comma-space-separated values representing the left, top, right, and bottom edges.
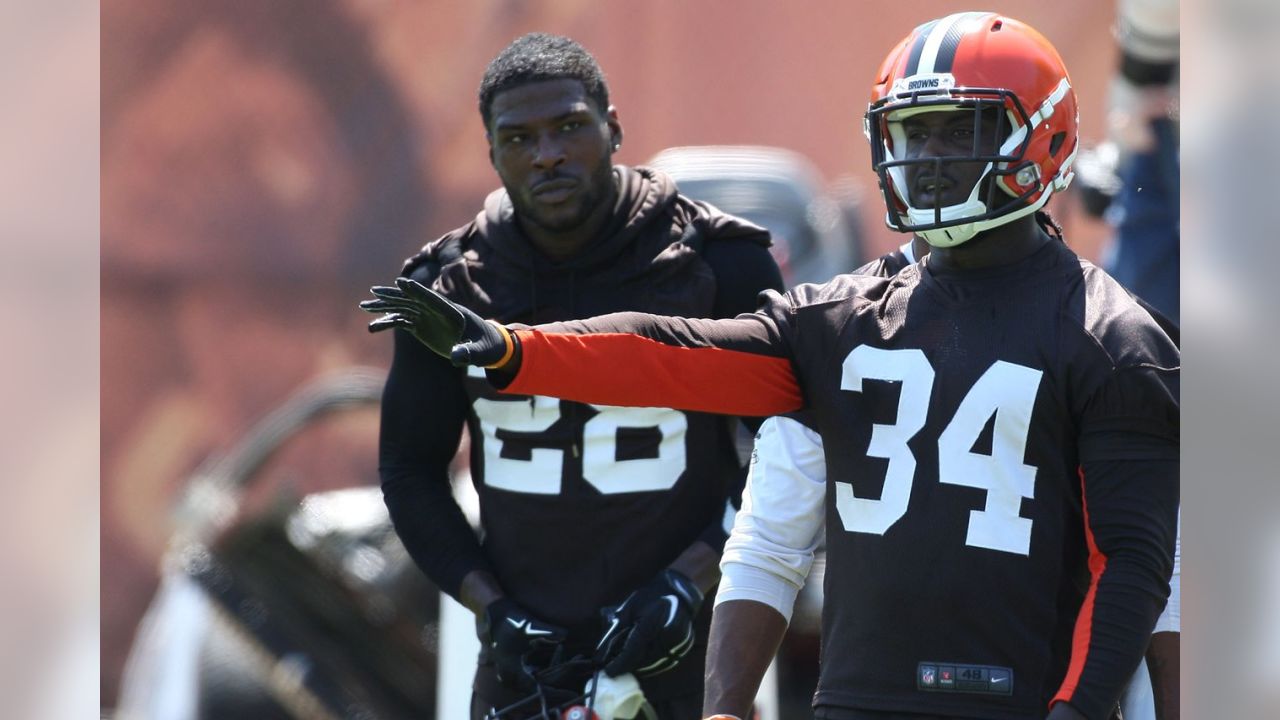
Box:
1049, 131, 1066, 157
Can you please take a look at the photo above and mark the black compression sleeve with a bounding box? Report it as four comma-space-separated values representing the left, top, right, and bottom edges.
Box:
379, 326, 492, 599
1060, 455, 1179, 719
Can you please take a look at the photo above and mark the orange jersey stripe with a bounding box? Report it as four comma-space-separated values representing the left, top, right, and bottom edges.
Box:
1052, 467, 1109, 710
506, 329, 803, 417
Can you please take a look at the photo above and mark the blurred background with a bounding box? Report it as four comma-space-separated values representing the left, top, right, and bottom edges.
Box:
96, 1, 1175, 717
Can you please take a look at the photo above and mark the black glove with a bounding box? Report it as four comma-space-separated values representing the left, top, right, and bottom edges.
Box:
477, 597, 569, 691
360, 277, 514, 367
595, 569, 704, 678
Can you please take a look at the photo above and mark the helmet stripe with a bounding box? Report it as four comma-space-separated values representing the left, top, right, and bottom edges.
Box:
933, 12, 991, 74
904, 20, 939, 76
918, 12, 988, 74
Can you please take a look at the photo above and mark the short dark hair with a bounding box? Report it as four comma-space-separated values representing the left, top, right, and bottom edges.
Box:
478, 33, 610, 128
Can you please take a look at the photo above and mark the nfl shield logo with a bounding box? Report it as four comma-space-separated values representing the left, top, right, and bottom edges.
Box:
922, 666, 937, 687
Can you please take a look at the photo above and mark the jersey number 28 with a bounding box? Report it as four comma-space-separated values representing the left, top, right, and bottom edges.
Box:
468, 368, 688, 495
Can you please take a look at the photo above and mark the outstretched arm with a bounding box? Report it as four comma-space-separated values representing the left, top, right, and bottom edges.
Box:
362, 278, 805, 417
504, 312, 801, 416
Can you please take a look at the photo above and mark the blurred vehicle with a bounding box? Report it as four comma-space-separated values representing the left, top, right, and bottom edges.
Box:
115, 369, 440, 720
647, 146, 865, 286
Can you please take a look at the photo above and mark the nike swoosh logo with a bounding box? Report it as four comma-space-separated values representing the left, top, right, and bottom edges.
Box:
506, 617, 553, 636
597, 617, 621, 649
991, 677, 1007, 683
661, 595, 678, 626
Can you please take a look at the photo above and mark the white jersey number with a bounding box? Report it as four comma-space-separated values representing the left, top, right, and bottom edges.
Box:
836, 345, 934, 534
471, 394, 563, 494
835, 347, 1043, 555
469, 368, 688, 495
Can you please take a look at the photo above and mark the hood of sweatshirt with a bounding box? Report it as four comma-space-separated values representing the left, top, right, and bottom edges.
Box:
473, 165, 678, 275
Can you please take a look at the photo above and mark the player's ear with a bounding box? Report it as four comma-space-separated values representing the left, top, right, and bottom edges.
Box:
486, 132, 496, 167
606, 106, 623, 153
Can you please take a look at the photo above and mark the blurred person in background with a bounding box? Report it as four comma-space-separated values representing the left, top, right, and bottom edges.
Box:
1099, 0, 1180, 324
365, 13, 1180, 720
367, 33, 782, 719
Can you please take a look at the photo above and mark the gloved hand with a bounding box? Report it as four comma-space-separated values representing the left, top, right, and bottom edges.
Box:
595, 569, 704, 678
477, 597, 569, 691
360, 277, 514, 367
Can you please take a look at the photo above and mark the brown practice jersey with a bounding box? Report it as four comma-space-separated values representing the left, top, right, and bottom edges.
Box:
856, 238, 1181, 348
500, 239, 1180, 719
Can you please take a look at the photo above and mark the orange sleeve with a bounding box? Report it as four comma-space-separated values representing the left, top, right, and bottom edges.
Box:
505, 328, 803, 417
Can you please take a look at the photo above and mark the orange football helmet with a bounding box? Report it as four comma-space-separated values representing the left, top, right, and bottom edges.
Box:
864, 12, 1079, 247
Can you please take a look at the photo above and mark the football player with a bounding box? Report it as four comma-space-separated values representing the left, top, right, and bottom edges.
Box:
366, 33, 783, 719
735, 229, 1181, 720
364, 13, 1178, 720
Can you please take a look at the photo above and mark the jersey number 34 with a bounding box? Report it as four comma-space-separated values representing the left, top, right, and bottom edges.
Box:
838, 345, 1043, 556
